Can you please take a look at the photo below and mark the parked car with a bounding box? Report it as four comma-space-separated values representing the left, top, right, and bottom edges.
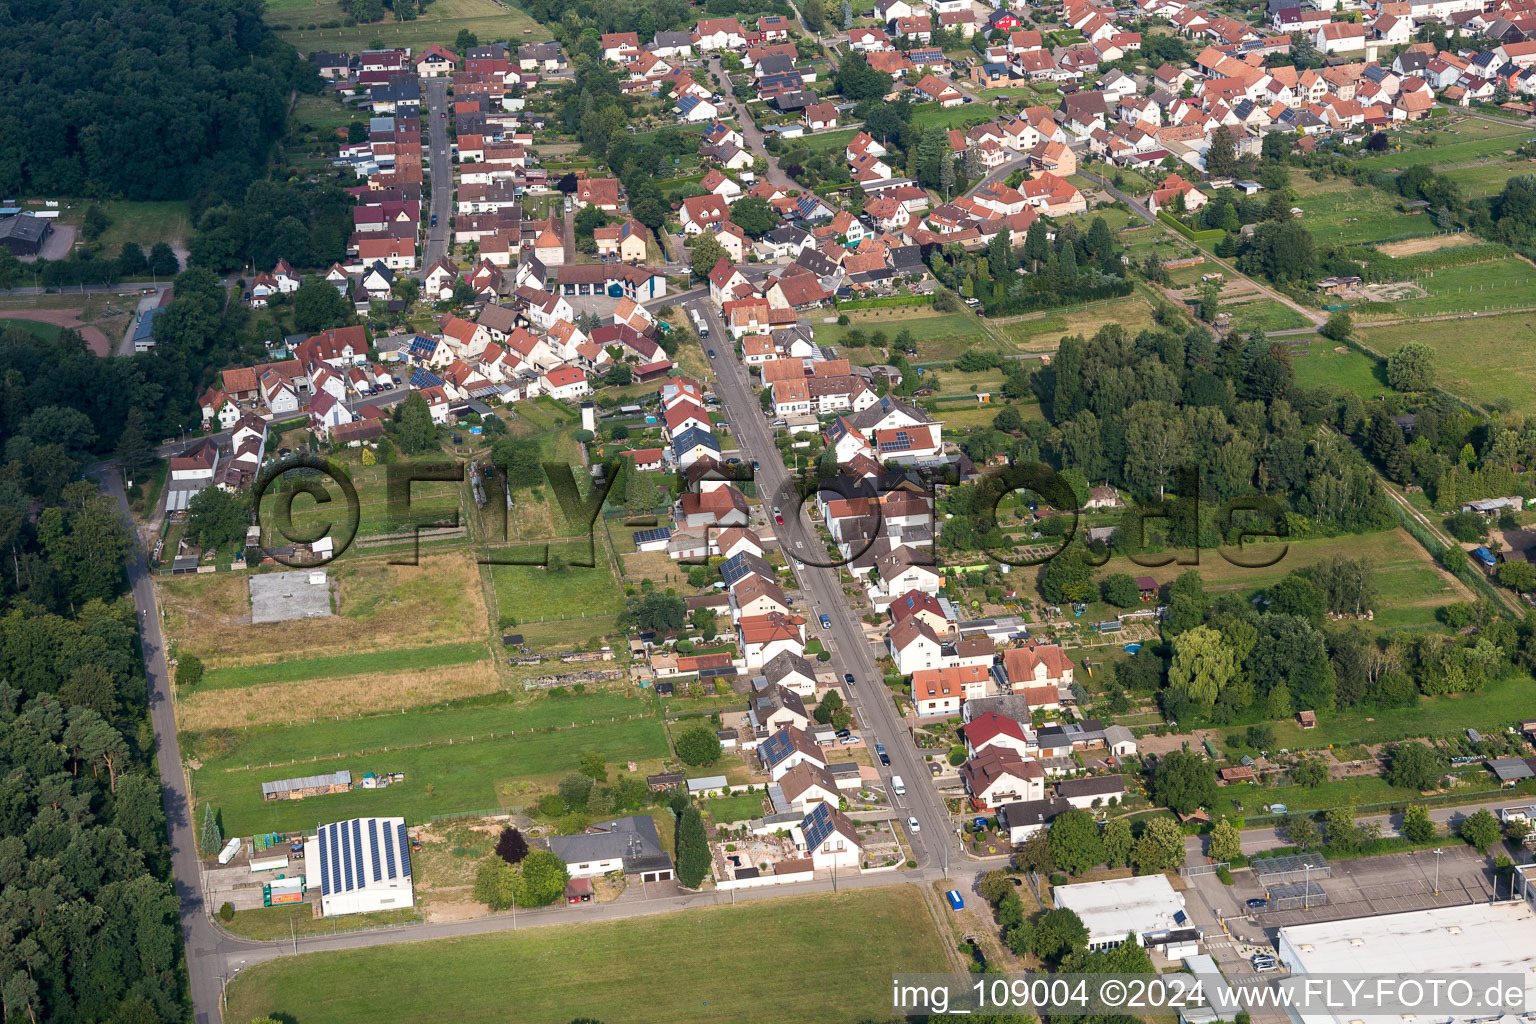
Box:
819, 613, 832, 629
1246, 898, 1268, 909
945, 890, 964, 910
835, 729, 852, 740
844, 673, 855, 686
907, 816, 920, 832
708, 349, 716, 357
774, 510, 784, 525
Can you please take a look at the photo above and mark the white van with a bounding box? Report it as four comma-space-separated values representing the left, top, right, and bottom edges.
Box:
891, 775, 905, 796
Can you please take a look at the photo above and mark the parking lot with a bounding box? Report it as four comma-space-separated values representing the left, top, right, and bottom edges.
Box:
1187, 844, 1495, 942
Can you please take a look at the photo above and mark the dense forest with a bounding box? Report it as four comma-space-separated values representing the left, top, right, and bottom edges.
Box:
0, 448, 186, 1024
0, 0, 312, 200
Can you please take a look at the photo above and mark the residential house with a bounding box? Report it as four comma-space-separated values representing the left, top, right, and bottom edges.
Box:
961, 747, 1047, 809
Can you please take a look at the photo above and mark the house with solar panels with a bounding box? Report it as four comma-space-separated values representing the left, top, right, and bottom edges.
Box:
305, 816, 415, 917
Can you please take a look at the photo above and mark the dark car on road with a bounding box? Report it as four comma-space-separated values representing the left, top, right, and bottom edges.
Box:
1246, 898, 1268, 909
843, 672, 855, 687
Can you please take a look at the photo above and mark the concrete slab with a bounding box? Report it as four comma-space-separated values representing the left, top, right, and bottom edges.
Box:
249, 570, 333, 624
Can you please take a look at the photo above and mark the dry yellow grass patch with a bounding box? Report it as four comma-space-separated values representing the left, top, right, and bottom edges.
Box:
1376, 233, 1478, 257
158, 551, 489, 668
176, 662, 504, 731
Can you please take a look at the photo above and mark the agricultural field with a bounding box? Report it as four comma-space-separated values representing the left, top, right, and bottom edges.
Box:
190, 692, 670, 837
1289, 176, 1435, 246
264, 0, 545, 53
1100, 528, 1470, 634
1290, 340, 1391, 400
226, 887, 952, 1024
161, 551, 497, 730
1359, 311, 1536, 413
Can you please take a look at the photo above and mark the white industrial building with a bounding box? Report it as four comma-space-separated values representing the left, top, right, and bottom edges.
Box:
305, 816, 414, 917
1276, 901, 1536, 1024
1053, 873, 1194, 952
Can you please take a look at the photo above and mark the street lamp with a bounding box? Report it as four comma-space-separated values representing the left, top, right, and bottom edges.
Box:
1432, 847, 1443, 896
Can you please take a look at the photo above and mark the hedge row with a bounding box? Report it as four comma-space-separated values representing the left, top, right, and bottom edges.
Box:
1157, 211, 1225, 242
835, 295, 934, 311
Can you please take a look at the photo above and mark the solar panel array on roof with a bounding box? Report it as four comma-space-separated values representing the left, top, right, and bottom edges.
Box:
878, 430, 911, 452
634, 527, 672, 544
411, 369, 443, 388
315, 816, 412, 896
801, 804, 833, 849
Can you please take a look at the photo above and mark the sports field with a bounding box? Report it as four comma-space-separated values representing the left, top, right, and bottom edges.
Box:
225, 887, 953, 1024
1359, 311, 1536, 413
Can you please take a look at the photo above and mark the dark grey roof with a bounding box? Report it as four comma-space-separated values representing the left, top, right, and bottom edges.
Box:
1056, 774, 1126, 799
547, 815, 669, 869
763, 650, 817, 685
0, 213, 48, 244
997, 797, 1071, 830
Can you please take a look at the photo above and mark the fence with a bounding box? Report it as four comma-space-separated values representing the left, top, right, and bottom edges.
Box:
428, 807, 514, 823
1257, 880, 1327, 912
1179, 860, 1229, 878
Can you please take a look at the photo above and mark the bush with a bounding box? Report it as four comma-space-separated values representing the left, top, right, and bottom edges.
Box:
177, 652, 204, 688
1049, 872, 1068, 885
218, 902, 235, 922
1216, 866, 1234, 885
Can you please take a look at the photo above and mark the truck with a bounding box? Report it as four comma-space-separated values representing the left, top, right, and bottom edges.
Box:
217, 837, 243, 865
891, 775, 905, 796
249, 856, 289, 874
690, 308, 710, 338
264, 877, 305, 907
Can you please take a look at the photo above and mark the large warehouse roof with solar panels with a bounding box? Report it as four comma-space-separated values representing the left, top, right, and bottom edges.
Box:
304, 816, 414, 917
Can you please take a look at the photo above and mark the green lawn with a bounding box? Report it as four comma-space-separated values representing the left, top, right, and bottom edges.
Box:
700, 790, 769, 823
226, 887, 952, 1024
188, 690, 651, 774
1262, 671, 1536, 751
1290, 340, 1391, 400
266, 0, 547, 52
193, 713, 670, 837
1358, 311, 1536, 412
199, 641, 488, 691
0, 318, 63, 342
910, 101, 1001, 131
998, 295, 1158, 352
69, 200, 191, 255
814, 308, 993, 362
1224, 298, 1310, 334
222, 904, 421, 941
1439, 156, 1536, 198
803, 126, 859, 154
488, 538, 628, 628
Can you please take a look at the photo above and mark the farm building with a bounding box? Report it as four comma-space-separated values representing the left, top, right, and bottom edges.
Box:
261, 769, 352, 801
305, 816, 414, 917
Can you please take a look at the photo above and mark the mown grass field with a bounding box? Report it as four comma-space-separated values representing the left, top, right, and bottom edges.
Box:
222, 904, 421, 941
488, 538, 628, 630
199, 640, 487, 690
256, 457, 464, 542
1355, 117, 1530, 174
1224, 297, 1310, 334
193, 711, 670, 837
1359, 311, 1536, 413
1375, 257, 1536, 318
188, 690, 649, 772
812, 307, 993, 362
1290, 176, 1434, 246
1105, 528, 1470, 634
226, 887, 952, 1024
700, 790, 769, 823
998, 294, 1158, 352
68, 200, 190, 254
265, 0, 546, 53
1290, 340, 1392, 400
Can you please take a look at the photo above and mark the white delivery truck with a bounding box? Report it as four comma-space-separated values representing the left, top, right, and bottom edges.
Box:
217, 837, 243, 865
249, 856, 289, 873
891, 775, 905, 796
